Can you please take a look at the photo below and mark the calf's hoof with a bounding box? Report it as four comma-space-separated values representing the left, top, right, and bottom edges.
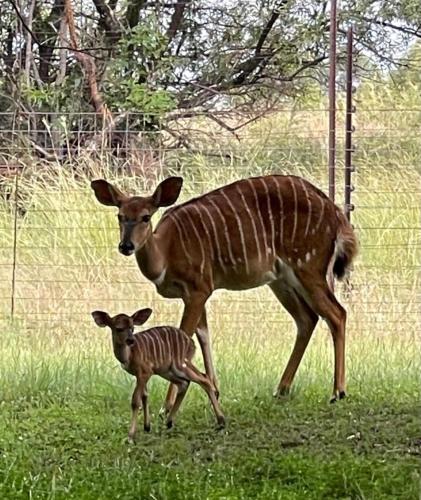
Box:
166, 420, 173, 429
216, 416, 226, 429
144, 424, 151, 433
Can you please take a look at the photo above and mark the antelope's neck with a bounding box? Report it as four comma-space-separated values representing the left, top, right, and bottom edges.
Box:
135, 229, 168, 282
112, 341, 130, 366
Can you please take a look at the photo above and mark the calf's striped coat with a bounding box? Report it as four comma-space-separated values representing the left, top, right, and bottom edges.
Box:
91, 174, 358, 408
92, 308, 225, 441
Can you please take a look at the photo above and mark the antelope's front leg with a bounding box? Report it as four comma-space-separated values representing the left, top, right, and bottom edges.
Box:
160, 292, 208, 415
128, 376, 149, 442
196, 308, 219, 397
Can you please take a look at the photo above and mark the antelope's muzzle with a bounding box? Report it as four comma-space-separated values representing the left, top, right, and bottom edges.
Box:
119, 241, 134, 256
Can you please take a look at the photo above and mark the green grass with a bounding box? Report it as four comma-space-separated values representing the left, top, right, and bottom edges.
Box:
0, 332, 419, 499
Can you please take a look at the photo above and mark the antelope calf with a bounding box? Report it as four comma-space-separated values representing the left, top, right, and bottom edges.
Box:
91, 308, 225, 441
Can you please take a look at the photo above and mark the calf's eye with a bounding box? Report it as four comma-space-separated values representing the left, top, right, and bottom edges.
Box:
142, 214, 151, 223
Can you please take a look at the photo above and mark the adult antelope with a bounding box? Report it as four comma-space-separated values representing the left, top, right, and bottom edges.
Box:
91, 174, 357, 409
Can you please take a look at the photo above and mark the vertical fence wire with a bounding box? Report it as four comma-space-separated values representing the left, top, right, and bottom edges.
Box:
10, 172, 19, 319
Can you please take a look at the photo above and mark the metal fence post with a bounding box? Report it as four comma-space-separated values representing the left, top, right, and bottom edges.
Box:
328, 0, 337, 203
345, 26, 355, 222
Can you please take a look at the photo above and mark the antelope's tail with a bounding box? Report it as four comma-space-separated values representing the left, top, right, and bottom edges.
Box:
333, 214, 358, 280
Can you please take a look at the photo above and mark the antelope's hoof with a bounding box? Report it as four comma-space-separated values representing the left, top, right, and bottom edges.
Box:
127, 435, 136, 444
330, 391, 346, 404
274, 386, 290, 399
166, 420, 173, 429
144, 424, 151, 433
216, 416, 226, 429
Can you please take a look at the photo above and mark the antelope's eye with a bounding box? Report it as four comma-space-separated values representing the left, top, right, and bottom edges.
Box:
142, 214, 151, 223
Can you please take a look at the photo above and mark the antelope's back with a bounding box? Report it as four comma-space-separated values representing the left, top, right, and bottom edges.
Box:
158, 175, 343, 283
134, 326, 195, 367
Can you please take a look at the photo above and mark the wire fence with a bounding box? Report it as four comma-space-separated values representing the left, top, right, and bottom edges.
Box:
0, 108, 420, 337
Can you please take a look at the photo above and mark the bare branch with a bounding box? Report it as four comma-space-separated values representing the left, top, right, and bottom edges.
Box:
255, 1, 287, 54
64, 0, 111, 119
56, 17, 68, 85
166, 0, 191, 42
360, 16, 421, 39
24, 0, 37, 85
126, 0, 148, 28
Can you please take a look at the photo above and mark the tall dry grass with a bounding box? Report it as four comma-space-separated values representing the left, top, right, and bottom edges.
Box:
0, 99, 419, 402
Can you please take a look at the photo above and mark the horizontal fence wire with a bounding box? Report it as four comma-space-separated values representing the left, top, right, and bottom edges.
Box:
0, 110, 420, 334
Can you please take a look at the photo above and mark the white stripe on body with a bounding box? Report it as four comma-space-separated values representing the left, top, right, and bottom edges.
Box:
259, 177, 276, 257
246, 179, 269, 261
208, 197, 237, 268
179, 206, 206, 275
198, 201, 227, 274
167, 212, 193, 266
235, 184, 262, 264
288, 177, 298, 243
273, 177, 285, 252
163, 327, 172, 365
173, 328, 181, 365
315, 195, 325, 232
155, 333, 164, 365
144, 331, 158, 364
220, 190, 249, 274
299, 178, 312, 238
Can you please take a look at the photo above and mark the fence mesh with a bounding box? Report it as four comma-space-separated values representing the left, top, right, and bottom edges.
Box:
0, 108, 420, 339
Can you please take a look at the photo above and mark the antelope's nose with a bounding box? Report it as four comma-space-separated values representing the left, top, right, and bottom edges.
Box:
119, 241, 134, 256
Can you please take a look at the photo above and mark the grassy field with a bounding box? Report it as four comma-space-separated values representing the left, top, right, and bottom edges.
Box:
0, 101, 420, 498
0, 330, 419, 499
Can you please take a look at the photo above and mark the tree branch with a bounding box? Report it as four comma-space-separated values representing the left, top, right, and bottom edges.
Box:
126, 0, 148, 28
91, 0, 121, 40
255, 1, 286, 54
64, 0, 111, 118
360, 16, 421, 39
166, 0, 191, 42
229, 1, 288, 86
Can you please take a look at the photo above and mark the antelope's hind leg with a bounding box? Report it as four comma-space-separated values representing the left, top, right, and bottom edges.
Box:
269, 281, 318, 398
184, 362, 225, 429
165, 379, 190, 429
292, 270, 347, 402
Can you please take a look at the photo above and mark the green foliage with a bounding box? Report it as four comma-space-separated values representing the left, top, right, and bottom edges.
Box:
103, 21, 175, 114
19, 73, 86, 113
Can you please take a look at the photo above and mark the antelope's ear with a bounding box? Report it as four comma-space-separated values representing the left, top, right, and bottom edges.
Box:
91, 310, 111, 328
132, 308, 153, 326
151, 177, 183, 208
91, 179, 127, 207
